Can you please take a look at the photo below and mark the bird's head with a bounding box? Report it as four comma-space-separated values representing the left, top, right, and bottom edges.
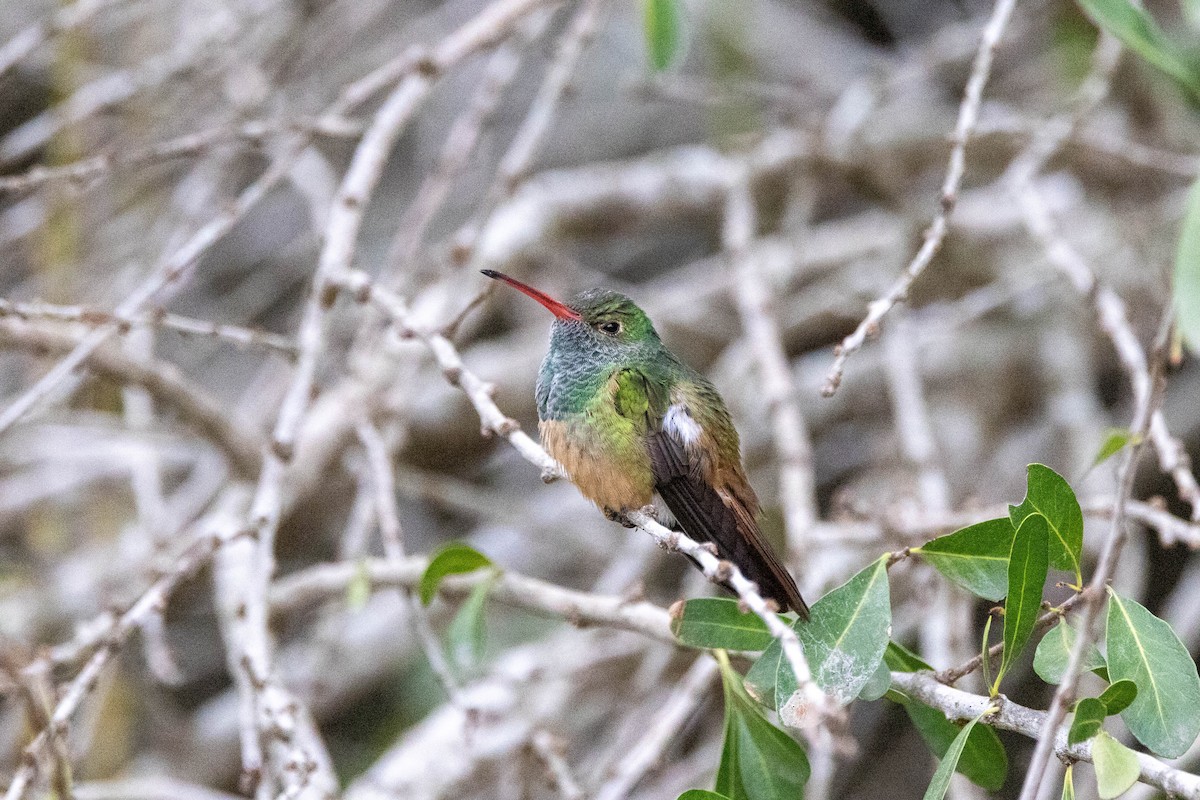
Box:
482, 270, 661, 355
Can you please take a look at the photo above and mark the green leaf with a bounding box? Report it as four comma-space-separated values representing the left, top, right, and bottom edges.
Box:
1098, 679, 1138, 716
858, 657, 892, 701
884, 640, 933, 672
345, 558, 372, 611
446, 575, 494, 671
1062, 764, 1075, 800
1175, 176, 1200, 352
717, 654, 809, 800
744, 644, 781, 708
677, 793, 731, 800
916, 518, 1014, 601
643, 0, 684, 71
1106, 589, 1200, 757
997, 514, 1050, 688
1092, 730, 1141, 800
1068, 697, 1107, 745
1009, 464, 1083, 582
894, 694, 1008, 790
1093, 429, 1141, 467
1077, 0, 1200, 100
671, 599, 773, 651
922, 712, 986, 800
1034, 620, 1107, 684
776, 558, 891, 709
735, 712, 810, 799
419, 543, 493, 605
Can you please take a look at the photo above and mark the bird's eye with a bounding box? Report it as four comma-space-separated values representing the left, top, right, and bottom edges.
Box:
598, 321, 621, 335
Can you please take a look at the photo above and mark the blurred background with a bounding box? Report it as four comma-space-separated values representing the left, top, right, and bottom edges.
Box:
0, 0, 1198, 798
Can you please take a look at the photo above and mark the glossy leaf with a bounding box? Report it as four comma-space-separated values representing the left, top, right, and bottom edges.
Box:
1092, 730, 1141, 800
643, 0, 684, 71
671, 598, 773, 651
857, 657, 892, 701
997, 514, 1050, 688
743, 644, 781, 708
1034, 620, 1107, 684
1106, 590, 1200, 757
677, 793, 731, 800
1098, 679, 1138, 716
1077, 0, 1200, 99
1009, 464, 1083, 582
900, 700, 1008, 791
419, 544, 493, 605
916, 518, 1014, 601
717, 654, 809, 800
1176, 176, 1200, 352
776, 558, 891, 708
446, 575, 494, 671
735, 712, 810, 799
884, 640, 932, 672
1068, 697, 1107, 745
886, 652, 1008, 794
922, 713, 985, 800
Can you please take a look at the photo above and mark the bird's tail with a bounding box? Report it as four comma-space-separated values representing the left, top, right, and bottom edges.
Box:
658, 479, 809, 618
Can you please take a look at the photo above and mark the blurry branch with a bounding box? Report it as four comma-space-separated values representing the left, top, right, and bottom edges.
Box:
232, 3, 560, 792
0, 655, 73, 800
270, 553, 1200, 799
0, 10, 236, 165
592, 655, 718, 800
0, 118, 362, 196
473, 128, 812, 273
357, 421, 463, 704
72, 777, 243, 800
269, 556, 675, 645
0, 319, 263, 476
0, 150, 298, 437
892, 670, 1200, 799
1007, 38, 1200, 526
975, 111, 1200, 177
341, 269, 561, 478
384, 10, 555, 280
530, 730, 585, 800
3, 510, 248, 800
725, 175, 819, 558
334, 271, 843, 744
451, 0, 607, 260
0, 296, 297, 355
821, 0, 1017, 396
270, 0, 560, 459
0, 0, 139, 81
495, 0, 607, 189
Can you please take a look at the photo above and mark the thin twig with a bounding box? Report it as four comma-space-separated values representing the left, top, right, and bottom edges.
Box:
592, 656, 718, 800
0, 319, 263, 476
726, 174, 819, 559
821, 0, 1017, 396
893, 670, 1200, 799
0, 297, 297, 355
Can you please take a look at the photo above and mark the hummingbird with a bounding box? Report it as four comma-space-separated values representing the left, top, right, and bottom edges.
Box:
482, 269, 808, 618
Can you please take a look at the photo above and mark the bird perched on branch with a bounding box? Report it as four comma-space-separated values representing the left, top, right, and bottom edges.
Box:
482, 269, 808, 618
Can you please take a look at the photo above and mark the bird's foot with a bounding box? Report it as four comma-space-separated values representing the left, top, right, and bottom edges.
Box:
603, 507, 637, 529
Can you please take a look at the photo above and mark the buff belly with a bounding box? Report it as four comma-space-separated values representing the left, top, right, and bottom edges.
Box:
540, 417, 655, 512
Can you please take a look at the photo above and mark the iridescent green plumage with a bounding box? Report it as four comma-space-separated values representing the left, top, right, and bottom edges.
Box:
483, 271, 808, 617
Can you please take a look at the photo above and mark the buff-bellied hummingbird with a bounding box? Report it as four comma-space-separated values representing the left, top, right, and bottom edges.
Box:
482, 269, 808, 617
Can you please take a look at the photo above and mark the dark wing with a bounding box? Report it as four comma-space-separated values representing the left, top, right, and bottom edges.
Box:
645, 402, 808, 618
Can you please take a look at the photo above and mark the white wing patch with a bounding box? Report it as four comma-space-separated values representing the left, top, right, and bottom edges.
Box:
664, 403, 702, 446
